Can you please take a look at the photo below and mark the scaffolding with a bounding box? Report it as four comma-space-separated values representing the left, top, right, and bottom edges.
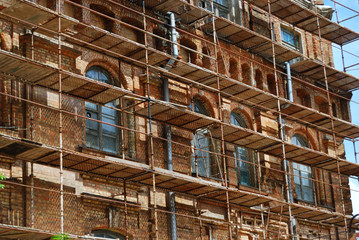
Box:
0, 0, 358, 239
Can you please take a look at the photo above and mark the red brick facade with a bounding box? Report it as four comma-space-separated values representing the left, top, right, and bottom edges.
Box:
0, 0, 356, 239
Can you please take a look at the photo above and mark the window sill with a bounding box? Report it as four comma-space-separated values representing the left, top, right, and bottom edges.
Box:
79, 145, 121, 158
237, 184, 269, 195
295, 198, 335, 211
281, 42, 302, 53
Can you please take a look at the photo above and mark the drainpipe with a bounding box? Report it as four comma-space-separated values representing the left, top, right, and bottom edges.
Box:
164, 12, 179, 71
164, 11, 178, 240
286, 61, 294, 102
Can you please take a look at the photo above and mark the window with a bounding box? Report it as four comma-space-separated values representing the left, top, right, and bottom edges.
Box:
199, 0, 229, 19
91, 229, 126, 239
191, 100, 218, 178
281, 26, 301, 52
85, 66, 119, 154
291, 134, 314, 202
231, 112, 257, 187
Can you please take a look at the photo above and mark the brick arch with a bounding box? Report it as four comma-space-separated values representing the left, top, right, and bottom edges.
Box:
289, 128, 318, 151
230, 108, 253, 130
85, 60, 128, 89
192, 94, 216, 118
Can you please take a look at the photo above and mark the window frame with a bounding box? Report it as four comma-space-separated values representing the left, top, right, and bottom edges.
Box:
85, 66, 120, 154
291, 134, 315, 203
200, 0, 230, 19
230, 112, 257, 188
280, 25, 302, 52
191, 99, 220, 179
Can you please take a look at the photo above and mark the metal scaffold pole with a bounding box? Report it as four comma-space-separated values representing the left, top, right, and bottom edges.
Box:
210, 0, 233, 238
266, 0, 296, 239
314, 5, 350, 239
143, 0, 158, 239
57, 0, 64, 235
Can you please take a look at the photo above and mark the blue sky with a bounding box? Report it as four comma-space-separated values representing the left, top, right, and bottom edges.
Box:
324, 0, 359, 216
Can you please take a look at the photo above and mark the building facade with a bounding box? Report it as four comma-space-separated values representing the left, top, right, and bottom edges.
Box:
0, 0, 358, 239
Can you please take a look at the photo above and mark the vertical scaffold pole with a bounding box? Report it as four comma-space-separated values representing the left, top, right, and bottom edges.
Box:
266, 0, 296, 239
210, 0, 233, 238
314, 6, 349, 240
142, 0, 158, 239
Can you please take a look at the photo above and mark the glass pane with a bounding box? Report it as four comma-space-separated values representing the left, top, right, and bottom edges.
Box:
86, 112, 99, 130
103, 135, 117, 153
293, 162, 298, 169
102, 115, 116, 134
300, 164, 311, 172
293, 169, 300, 184
85, 70, 98, 80
193, 131, 211, 177
86, 133, 100, 150
85, 102, 98, 111
295, 184, 302, 200
99, 71, 110, 84
230, 112, 247, 128
240, 162, 250, 186
303, 187, 314, 202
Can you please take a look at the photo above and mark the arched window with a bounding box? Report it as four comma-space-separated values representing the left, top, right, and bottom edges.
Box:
85, 66, 119, 154
231, 112, 257, 187
191, 99, 216, 178
91, 229, 126, 239
291, 134, 314, 203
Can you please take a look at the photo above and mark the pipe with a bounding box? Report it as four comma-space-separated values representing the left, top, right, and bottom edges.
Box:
164, 12, 179, 71
164, 11, 177, 240
286, 62, 294, 102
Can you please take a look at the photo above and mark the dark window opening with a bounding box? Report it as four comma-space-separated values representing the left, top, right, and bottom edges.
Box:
291, 134, 314, 203
231, 112, 257, 188
281, 26, 302, 52
85, 66, 119, 154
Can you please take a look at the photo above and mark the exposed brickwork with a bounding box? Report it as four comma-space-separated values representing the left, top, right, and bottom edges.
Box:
0, 0, 355, 239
